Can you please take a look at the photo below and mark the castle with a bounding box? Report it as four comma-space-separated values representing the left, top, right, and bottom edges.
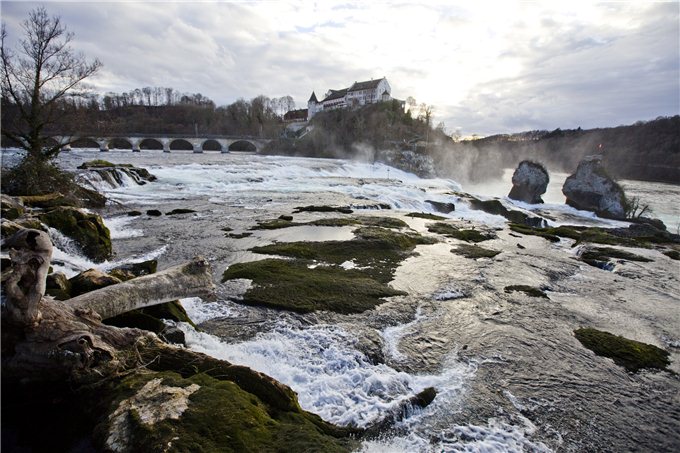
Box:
284, 77, 402, 122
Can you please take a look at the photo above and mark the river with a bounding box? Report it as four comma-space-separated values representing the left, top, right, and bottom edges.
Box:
6, 149, 680, 452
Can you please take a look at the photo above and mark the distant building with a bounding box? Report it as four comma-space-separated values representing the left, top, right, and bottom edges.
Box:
283, 108, 308, 122
307, 77, 399, 121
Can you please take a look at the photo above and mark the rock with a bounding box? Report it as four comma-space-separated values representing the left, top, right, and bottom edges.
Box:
562, 155, 626, 219
467, 197, 546, 227
68, 268, 122, 297
574, 328, 670, 372
77, 161, 157, 189
166, 208, 196, 215
426, 200, 455, 213
39, 207, 112, 262
0, 194, 25, 220
108, 259, 158, 281
46, 272, 72, 300
508, 160, 549, 204
377, 149, 436, 178
160, 326, 186, 345
127, 210, 142, 217
146, 209, 162, 217
279, 214, 294, 221
1, 218, 45, 239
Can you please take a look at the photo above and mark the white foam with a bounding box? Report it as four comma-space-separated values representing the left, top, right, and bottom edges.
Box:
180, 321, 470, 428
104, 216, 144, 239
180, 297, 242, 324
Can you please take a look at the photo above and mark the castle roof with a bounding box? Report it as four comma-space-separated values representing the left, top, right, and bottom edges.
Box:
308, 91, 318, 103
322, 88, 348, 102
348, 78, 384, 92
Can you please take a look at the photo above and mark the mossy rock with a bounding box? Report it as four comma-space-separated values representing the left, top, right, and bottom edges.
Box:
78, 160, 117, 169
0, 194, 25, 220
663, 250, 680, 260
223, 259, 404, 313
251, 218, 296, 230
227, 232, 253, 239
574, 328, 670, 372
18, 192, 74, 209
251, 226, 434, 283
109, 259, 158, 281
579, 246, 653, 270
468, 198, 545, 227
46, 272, 72, 300
39, 207, 112, 262
428, 222, 496, 243
98, 371, 355, 452
453, 244, 500, 259
509, 223, 655, 248
504, 285, 548, 299
406, 212, 447, 221
69, 269, 122, 297
166, 208, 197, 216
294, 205, 353, 214
105, 311, 167, 334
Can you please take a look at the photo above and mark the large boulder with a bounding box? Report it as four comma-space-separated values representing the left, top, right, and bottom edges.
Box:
69, 268, 122, 297
39, 207, 112, 262
562, 156, 626, 219
508, 160, 549, 204
77, 160, 157, 189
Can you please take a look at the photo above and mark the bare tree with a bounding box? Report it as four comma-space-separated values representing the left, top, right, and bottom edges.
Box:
1, 7, 101, 160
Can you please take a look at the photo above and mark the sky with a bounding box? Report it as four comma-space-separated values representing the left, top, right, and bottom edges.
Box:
1, 1, 678, 136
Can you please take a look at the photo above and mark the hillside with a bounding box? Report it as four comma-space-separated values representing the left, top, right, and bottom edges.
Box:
452, 116, 680, 183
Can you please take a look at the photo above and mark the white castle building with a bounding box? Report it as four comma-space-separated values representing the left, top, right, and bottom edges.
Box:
306, 77, 394, 121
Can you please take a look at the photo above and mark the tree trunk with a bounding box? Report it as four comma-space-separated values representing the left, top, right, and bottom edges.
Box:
68, 257, 215, 320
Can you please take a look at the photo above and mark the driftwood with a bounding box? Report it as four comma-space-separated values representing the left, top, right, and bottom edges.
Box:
69, 258, 215, 319
1, 229, 216, 383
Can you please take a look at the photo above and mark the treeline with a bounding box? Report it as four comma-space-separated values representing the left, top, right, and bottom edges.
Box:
1, 87, 298, 140
449, 116, 680, 183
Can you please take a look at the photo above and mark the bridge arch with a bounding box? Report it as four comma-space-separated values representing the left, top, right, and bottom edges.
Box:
169, 139, 193, 151
229, 140, 257, 152
139, 138, 164, 150
109, 138, 133, 150
201, 139, 222, 151
71, 137, 100, 149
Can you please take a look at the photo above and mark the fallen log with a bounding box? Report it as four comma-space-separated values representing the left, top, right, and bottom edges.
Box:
68, 257, 216, 319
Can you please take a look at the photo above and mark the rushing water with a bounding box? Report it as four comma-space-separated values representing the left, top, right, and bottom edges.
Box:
4, 149, 679, 451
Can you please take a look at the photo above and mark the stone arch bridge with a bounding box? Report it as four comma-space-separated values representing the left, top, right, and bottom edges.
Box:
51, 134, 271, 153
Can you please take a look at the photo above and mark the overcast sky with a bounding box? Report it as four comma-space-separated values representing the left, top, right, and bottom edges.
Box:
2, 1, 678, 136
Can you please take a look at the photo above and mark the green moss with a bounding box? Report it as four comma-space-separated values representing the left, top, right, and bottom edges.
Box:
663, 250, 680, 260
251, 219, 296, 230
102, 372, 354, 453
40, 207, 112, 262
509, 223, 655, 248
141, 300, 196, 329
223, 226, 434, 313
452, 244, 500, 259
251, 216, 404, 231
406, 212, 447, 221
222, 259, 404, 314
77, 159, 116, 168
428, 222, 496, 243
504, 285, 548, 299
307, 218, 360, 227
574, 328, 670, 372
